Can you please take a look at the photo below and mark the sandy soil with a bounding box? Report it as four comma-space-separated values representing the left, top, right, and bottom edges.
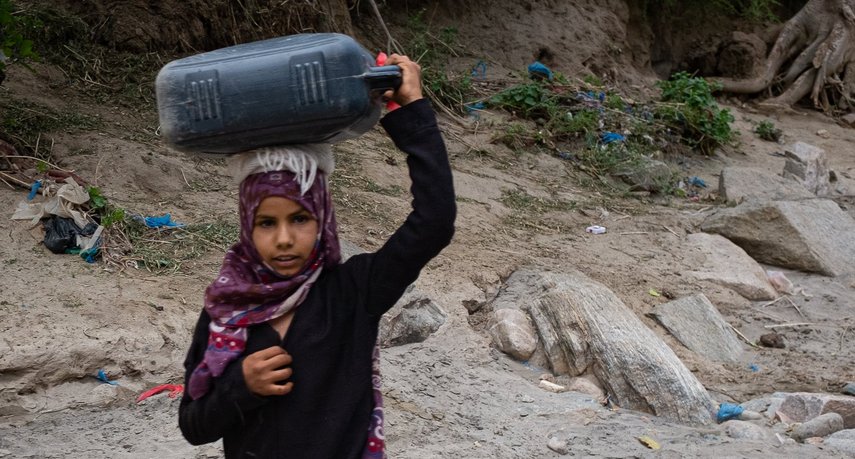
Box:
1, 1, 855, 457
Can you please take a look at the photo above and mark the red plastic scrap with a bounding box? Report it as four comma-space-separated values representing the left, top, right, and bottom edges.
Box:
375, 52, 402, 111
136, 384, 184, 403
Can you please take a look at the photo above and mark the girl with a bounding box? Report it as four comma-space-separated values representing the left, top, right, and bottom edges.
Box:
178, 54, 456, 458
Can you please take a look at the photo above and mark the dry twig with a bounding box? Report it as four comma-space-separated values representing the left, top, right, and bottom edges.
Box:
662, 225, 679, 237
784, 296, 807, 320
730, 325, 761, 349
764, 322, 815, 329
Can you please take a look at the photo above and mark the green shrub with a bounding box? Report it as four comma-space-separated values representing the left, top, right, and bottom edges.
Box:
754, 120, 782, 142
656, 71, 735, 154
490, 83, 557, 119
0, 0, 40, 79
548, 109, 599, 139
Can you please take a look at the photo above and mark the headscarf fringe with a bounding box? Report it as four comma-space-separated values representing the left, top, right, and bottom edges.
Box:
230, 144, 335, 195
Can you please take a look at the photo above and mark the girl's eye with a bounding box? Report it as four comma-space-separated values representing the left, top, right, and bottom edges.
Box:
292, 214, 311, 224
256, 218, 275, 228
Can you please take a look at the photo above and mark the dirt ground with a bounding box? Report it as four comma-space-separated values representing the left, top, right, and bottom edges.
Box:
1, 1, 855, 458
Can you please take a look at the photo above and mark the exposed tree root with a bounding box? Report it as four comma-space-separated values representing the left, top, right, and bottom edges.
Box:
715, 0, 855, 113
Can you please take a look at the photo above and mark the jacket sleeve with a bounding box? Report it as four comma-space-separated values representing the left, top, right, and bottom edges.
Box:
359, 98, 456, 316
178, 310, 269, 445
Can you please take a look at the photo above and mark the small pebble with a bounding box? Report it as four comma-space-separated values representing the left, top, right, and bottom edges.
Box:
547, 437, 569, 454
759, 333, 785, 348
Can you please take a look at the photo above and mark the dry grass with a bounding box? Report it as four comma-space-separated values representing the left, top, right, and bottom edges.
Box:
102, 218, 238, 274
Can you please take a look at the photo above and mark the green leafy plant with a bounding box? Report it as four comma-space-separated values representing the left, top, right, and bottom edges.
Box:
605, 93, 625, 111
0, 0, 39, 79
656, 71, 735, 154
754, 120, 782, 142
497, 122, 536, 150
101, 208, 126, 228
85, 186, 127, 229
87, 186, 107, 210
490, 83, 557, 119
583, 74, 603, 87
548, 109, 599, 139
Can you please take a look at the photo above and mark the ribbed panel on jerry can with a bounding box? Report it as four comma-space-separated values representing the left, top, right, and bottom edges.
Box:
155, 33, 401, 155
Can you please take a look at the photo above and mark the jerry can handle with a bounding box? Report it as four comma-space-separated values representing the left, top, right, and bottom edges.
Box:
365, 65, 403, 92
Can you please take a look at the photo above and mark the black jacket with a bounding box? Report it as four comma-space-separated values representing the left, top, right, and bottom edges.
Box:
178, 99, 456, 458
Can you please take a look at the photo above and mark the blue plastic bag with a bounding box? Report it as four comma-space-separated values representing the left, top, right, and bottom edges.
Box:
143, 213, 184, 228
527, 61, 553, 81
716, 403, 744, 423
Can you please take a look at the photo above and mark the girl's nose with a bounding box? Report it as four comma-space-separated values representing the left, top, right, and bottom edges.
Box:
275, 224, 294, 248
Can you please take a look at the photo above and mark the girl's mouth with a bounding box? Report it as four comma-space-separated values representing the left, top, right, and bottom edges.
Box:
271, 255, 300, 269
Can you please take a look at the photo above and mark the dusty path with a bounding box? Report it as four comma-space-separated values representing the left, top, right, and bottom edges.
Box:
1, 55, 854, 457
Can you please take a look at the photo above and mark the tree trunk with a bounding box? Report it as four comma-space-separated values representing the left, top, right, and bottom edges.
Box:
499, 269, 716, 426
715, 0, 855, 112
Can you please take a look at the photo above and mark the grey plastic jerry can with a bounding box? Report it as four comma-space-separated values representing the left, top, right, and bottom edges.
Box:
156, 33, 401, 154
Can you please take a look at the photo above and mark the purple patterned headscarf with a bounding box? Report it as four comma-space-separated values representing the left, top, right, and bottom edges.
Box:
186, 159, 386, 458
187, 168, 340, 399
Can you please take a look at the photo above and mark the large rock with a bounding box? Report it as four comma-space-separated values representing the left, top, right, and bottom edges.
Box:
488, 308, 538, 360
380, 293, 447, 347
491, 270, 577, 374
720, 420, 771, 441
776, 393, 855, 428
613, 158, 674, 192
342, 239, 447, 347
718, 167, 813, 205
650, 293, 744, 362
701, 200, 855, 276
826, 429, 855, 455
782, 142, 830, 196
685, 233, 778, 300
495, 268, 715, 425
791, 412, 845, 442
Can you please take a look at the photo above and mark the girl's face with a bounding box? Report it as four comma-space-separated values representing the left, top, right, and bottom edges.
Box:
252, 196, 319, 277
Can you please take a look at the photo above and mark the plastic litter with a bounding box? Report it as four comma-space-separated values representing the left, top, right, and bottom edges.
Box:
79, 237, 102, 263
375, 52, 402, 111
137, 384, 184, 403
586, 225, 606, 234
141, 213, 184, 228
766, 270, 794, 295
637, 436, 661, 450
527, 61, 553, 81
27, 180, 42, 201
95, 369, 119, 386
688, 176, 707, 188
471, 60, 487, 79
717, 403, 744, 423
464, 102, 485, 120
601, 132, 626, 144
648, 288, 661, 297
42, 216, 97, 254
12, 177, 90, 228
748, 363, 760, 372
